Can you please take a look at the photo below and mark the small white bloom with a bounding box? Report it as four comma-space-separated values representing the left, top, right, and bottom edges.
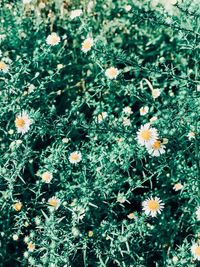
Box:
0, 60, 9, 73
15, 111, 32, 135
13, 234, 19, 241
142, 197, 164, 217
97, 112, 107, 123
72, 227, 80, 237
122, 117, 131, 127
124, 5, 132, 12
196, 207, 200, 221
69, 151, 82, 164
48, 196, 61, 210
150, 116, 158, 123
136, 123, 158, 146
173, 183, 183, 191
105, 67, 119, 79
27, 84, 35, 94
46, 32, 60, 46
146, 140, 166, 157
70, 9, 83, 19
191, 243, 200, 261
187, 131, 195, 140
22, 0, 32, 4
140, 106, 149, 116
152, 89, 161, 99
122, 106, 132, 115
117, 193, 126, 203
81, 37, 94, 53
62, 137, 69, 143
41, 171, 53, 183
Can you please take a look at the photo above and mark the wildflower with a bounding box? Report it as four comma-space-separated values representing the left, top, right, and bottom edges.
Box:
0, 60, 9, 73
48, 196, 61, 210
57, 64, 64, 70
13, 234, 19, 241
72, 227, 80, 237
140, 106, 149, 116
196, 207, 200, 221
127, 212, 135, 219
62, 137, 69, 143
15, 111, 32, 135
70, 9, 83, 19
46, 32, 60, 46
146, 140, 166, 157
187, 131, 195, 140
105, 67, 119, 79
97, 112, 107, 123
136, 123, 158, 146
173, 183, 183, 191
81, 37, 94, 53
24, 236, 29, 243
162, 138, 169, 144
41, 171, 53, 183
27, 242, 35, 252
27, 84, 35, 94
69, 151, 82, 164
150, 116, 158, 123
191, 243, 200, 261
142, 197, 164, 217
117, 193, 126, 204
122, 106, 132, 115
13, 201, 22, 211
22, 0, 32, 4
124, 5, 132, 12
152, 89, 161, 99
88, 230, 94, 237
123, 117, 131, 126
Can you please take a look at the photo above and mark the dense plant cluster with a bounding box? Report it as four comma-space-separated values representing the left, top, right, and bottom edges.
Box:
0, 0, 199, 266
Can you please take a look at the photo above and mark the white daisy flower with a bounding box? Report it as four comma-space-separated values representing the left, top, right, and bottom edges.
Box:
140, 106, 149, 116
15, 111, 32, 135
123, 106, 132, 116
173, 183, 183, 191
150, 116, 158, 123
27, 242, 35, 252
22, 0, 32, 4
46, 32, 60, 46
70, 9, 83, 19
0, 60, 9, 73
142, 197, 164, 217
81, 37, 94, 53
191, 243, 200, 261
136, 123, 158, 146
97, 112, 107, 123
187, 131, 195, 140
146, 140, 166, 157
152, 89, 161, 99
196, 207, 200, 221
41, 171, 53, 183
117, 193, 126, 204
105, 67, 119, 79
48, 196, 61, 210
69, 151, 82, 164
123, 117, 131, 126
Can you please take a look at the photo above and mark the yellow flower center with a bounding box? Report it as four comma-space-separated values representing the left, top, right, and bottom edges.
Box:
148, 200, 159, 211
195, 246, 200, 257
108, 68, 117, 77
152, 140, 161, 149
71, 153, 79, 161
140, 129, 151, 140
42, 172, 51, 181
48, 199, 58, 207
83, 41, 92, 50
15, 118, 25, 128
0, 61, 7, 70
13, 202, 22, 211
28, 242, 35, 251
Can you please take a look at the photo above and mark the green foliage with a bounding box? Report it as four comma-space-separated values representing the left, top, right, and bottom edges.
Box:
0, 0, 199, 266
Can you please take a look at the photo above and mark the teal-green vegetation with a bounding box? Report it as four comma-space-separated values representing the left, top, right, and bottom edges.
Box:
0, 0, 199, 266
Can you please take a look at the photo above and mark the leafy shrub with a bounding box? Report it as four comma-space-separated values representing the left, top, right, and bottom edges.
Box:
0, 0, 199, 266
